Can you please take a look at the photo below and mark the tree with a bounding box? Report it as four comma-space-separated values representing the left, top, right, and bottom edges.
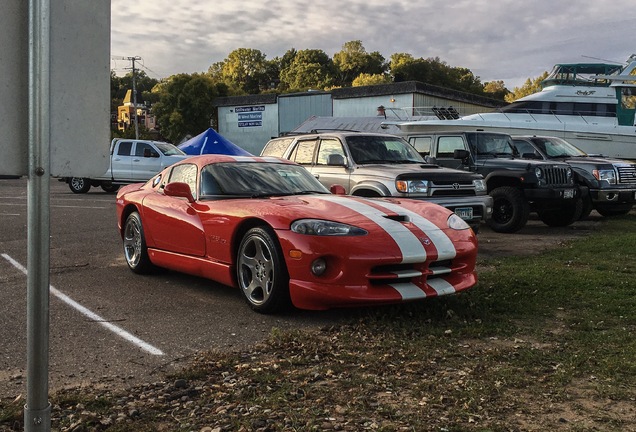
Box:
352, 73, 392, 87
150, 73, 227, 143
505, 71, 548, 102
332, 40, 387, 87
483, 80, 510, 101
208, 48, 269, 95
279, 49, 336, 91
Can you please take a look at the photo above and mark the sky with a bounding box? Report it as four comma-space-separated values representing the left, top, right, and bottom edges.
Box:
110, 0, 636, 90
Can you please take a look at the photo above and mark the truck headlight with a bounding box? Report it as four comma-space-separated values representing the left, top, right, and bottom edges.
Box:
535, 167, 543, 179
396, 180, 429, 194
473, 179, 487, 193
593, 169, 616, 185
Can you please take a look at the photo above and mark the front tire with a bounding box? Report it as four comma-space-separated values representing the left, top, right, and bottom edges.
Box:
237, 226, 291, 314
537, 198, 582, 227
69, 177, 91, 194
596, 204, 633, 217
486, 186, 530, 233
123, 212, 155, 274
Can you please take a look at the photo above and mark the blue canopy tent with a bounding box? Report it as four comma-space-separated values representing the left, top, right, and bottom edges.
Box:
178, 128, 252, 156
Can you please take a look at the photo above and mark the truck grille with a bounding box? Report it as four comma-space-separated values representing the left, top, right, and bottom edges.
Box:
617, 164, 636, 184
430, 181, 476, 197
543, 166, 570, 185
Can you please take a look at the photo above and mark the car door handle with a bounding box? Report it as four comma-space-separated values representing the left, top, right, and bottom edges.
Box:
314, 174, 320, 179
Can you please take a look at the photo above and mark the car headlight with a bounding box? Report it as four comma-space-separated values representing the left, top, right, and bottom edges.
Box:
396, 180, 429, 194
534, 167, 543, 179
473, 179, 487, 193
291, 219, 368, 236
593, 169, 617, 185
448, 213, 470, 230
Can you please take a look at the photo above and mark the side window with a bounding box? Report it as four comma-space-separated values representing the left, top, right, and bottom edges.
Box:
288, 139, 317, 165
116, 141, 133, 156
135, 142, 157, 157
261, 138, 294, 157
316, 139, 345, 165
437, 136, 466, 158
409, 136, 431, 156
167, 164, 197, 196
513, 140, 537, 157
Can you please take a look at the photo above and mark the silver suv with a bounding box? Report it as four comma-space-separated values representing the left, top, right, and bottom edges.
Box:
261, 131, 493, 231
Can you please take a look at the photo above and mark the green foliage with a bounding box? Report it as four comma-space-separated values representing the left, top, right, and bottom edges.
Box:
352, 73, 392, 87
279, 49, 336, 91
332, 40, 387, 87
208, 48, 270, 95
150, 73, 227, 143
505, 71, 549, 102
483, 80, 510, 101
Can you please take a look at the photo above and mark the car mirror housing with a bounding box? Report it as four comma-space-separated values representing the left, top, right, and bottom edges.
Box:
330, 184, 346, 195
164, 182, 195, 202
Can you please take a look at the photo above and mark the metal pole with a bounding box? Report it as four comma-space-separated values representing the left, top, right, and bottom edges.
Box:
25, 0, 51, 430
130, 56, 140, 140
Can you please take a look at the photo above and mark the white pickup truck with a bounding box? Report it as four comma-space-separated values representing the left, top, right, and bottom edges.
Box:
64, 138, 190, 193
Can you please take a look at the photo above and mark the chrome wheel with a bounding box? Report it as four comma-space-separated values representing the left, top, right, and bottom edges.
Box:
237, 227, 290, 313
122, 212, 154, 274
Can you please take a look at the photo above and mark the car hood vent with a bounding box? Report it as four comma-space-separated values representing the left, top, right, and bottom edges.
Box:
384, 214, 409, 223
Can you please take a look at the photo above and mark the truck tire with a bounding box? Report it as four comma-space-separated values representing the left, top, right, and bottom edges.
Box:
579, 196, 593, 220
100, 182, 120, 193
537, 198, 582, 227
69, 177, 91, 194
596, 204, 633, 217
486, 186, 530, 233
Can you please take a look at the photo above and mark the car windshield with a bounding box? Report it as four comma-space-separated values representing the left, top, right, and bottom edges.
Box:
531, 137, 587, 158
345, 136, 424, 164
200, 162, 330, 197
155, 142, 186, 156
466, 133, 515, 157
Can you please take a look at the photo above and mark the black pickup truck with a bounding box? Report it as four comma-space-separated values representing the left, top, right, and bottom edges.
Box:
512, 135, 636, 218
405, 131, 582, 233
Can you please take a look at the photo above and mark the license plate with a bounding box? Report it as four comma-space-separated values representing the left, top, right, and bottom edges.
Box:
455, 207, 473, 220
563, 189, 575, 199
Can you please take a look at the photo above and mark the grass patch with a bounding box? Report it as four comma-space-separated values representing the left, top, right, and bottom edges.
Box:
2, 214, 636, 431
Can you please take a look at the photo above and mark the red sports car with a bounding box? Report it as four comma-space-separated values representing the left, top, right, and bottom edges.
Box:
116, 155, 478, 313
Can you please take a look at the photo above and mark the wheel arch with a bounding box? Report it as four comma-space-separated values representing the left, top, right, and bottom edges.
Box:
119, 204, 141, 239
230, 218, 278, 284
350, 181, 390, 197
485, 174, 523, 192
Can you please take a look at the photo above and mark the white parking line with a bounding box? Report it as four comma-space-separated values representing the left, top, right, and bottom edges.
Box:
1, 253, 164, 356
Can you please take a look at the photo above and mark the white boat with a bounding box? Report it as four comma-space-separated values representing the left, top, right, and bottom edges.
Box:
394, 55, 636, 160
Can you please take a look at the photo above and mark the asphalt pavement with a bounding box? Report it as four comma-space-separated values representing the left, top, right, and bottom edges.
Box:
0, 177, 346, 400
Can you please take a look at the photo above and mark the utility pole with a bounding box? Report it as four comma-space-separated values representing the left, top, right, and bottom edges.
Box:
127, 56, 141, 139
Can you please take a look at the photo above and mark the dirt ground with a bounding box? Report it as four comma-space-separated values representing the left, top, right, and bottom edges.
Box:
476, 211, 604, 260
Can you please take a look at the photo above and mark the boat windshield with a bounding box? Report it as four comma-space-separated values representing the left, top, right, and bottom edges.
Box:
528, 137, 587, 158
542, 63, 623, 87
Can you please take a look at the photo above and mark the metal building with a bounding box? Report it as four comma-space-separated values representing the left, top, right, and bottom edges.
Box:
213, 81, 504, 155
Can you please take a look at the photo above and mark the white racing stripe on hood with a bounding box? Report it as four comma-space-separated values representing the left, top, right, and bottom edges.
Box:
371, 200, 457, 260
311, 195, 426, 263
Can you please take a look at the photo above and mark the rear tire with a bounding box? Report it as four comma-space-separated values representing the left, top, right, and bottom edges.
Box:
69, 177, 91, 194
486, 186, 530, 233
100, 182, 120, 193
123, 212, 155, 274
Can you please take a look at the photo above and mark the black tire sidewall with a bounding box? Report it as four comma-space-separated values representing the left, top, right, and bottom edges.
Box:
237, 226, 290, 314
487, 186, 530, 233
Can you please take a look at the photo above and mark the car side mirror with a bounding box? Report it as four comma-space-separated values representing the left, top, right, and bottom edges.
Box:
164, 182, 194, 202
522, 152, 541, 159
329, 184, 346, 195
453, 149, 470, 160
